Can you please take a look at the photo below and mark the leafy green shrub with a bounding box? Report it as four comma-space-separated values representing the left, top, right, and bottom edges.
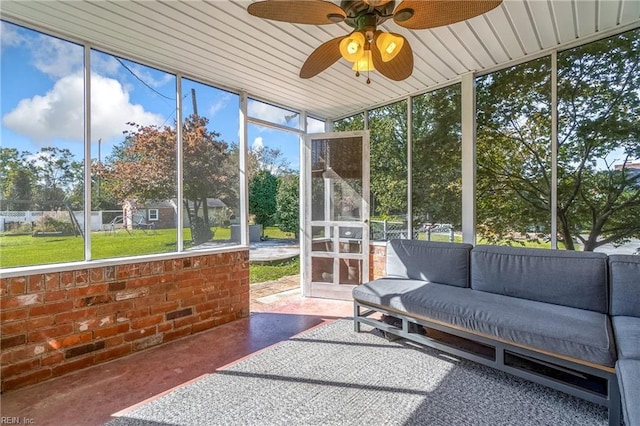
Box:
33, 216, 75, 235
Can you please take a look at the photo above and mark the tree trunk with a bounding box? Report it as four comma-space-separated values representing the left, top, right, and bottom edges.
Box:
557, 210, 576, 250
202, 197, 210, 227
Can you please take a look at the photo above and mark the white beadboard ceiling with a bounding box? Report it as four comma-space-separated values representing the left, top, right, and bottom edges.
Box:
2, 0, 639, 120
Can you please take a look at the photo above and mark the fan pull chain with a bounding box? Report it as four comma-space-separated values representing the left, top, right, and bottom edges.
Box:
366, 41, 371, 84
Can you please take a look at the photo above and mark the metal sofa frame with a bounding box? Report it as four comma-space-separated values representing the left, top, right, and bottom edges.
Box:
354, 300, 621, 426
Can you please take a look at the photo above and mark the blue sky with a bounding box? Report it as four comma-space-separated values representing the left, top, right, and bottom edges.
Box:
1, 20, 316, 171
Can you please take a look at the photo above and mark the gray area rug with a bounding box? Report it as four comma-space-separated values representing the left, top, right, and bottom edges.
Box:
106, 319, 607, 426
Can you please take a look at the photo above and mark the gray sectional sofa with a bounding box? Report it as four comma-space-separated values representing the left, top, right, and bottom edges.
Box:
353, 240, 638, 426
610, 255, 640, 426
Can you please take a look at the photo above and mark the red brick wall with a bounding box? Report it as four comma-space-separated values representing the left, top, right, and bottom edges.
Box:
369, 243, 387, 280
0, 250, 249, 392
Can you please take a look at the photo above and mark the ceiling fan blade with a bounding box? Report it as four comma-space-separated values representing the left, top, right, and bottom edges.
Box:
371, 32, 413, 81
300, 36, 344, 79
247, 0, 346, 25
393, 0, 502, 30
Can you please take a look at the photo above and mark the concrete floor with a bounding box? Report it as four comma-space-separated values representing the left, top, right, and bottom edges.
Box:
0, 280, 352, 426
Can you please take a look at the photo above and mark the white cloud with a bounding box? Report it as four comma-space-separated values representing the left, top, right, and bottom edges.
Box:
208, 93, 233, 116
1, 22, 83, 78
248, 100, 298, 126
32, 35, 84, 79
251, 137, 264, 151
2, 73, 165, 145
0, 21, 23, 49
91, 73, 166, 140
91, 54, 121, 78
306, 119, 326, 133
128, 63, 174, 88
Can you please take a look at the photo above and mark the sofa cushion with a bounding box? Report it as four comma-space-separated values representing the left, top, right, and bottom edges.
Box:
386, 239, 473, 287
616, 359, 640, 426
609, 255, 640, 317
612, 316, 640, 359
352, 277, 431, 307
471, 245, 609, 313
354, 279, 616, 367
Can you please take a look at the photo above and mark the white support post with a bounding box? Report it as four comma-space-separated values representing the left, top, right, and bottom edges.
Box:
551, 51, 558, 249
406, 96, 413, 239
461, 73, 476, 245
239, 91, 249, 247
299, 111, 308, 295
83, 45, 92, 261
176, 76, 184, 251
301, 124, 312, 297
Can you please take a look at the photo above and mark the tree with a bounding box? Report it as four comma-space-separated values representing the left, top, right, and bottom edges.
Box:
28, 147, 83, 211
411, 85, 462, 228
5, 169, 33, 211
182, 115, 237, 242
249, 169, 278, 230
335, 106, 408, 219
103, 115, 236, 244
1, 148, 33, 210
476, 29, 640, 250
276, 173, 299, 239
476, 56, 552, 243
334, 114, 364, 132
89, 159, 120, 211
556, 30, 640, 250
368, 102, 408, 218
248, 144, 291, 177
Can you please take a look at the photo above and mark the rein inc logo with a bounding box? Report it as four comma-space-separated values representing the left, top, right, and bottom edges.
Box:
1, 418, 34, 424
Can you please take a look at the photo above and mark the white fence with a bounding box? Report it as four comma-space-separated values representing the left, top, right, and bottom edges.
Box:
0, 210, 104, 232
370, 220, 455, 242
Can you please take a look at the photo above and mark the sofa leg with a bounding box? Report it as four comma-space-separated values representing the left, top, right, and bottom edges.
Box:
353, 303, 361, 333
609, 375, 622, 426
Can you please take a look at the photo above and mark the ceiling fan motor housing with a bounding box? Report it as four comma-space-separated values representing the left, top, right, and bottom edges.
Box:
341, 0, 395, 28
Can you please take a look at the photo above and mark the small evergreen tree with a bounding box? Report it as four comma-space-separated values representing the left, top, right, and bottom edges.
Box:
249, 169, 278, 230
276, 174, 299, 239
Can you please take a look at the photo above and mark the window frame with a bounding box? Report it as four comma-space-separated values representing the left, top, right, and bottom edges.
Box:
148, 209, 159, 221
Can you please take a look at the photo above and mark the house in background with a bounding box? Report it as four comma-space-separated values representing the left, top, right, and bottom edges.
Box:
183, 198, 232, 228
122, 199, 177, 230
615, 162, 640, 182
121, 198, 231, 230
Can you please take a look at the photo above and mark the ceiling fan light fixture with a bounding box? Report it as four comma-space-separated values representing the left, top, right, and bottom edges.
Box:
376, 32, 404, 62
339, 32, 366, 62
351, 50, 375, 72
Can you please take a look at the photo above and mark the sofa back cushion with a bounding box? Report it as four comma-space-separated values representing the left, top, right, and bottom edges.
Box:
609, 254, 640, 317
470, 245, 609, 313
386, 239, 473, 287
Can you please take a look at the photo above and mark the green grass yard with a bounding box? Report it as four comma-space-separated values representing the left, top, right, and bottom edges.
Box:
250, 256, 300, 284
0, 227, 232, 268
1, 225, 560, 282
1, 225, 300, 285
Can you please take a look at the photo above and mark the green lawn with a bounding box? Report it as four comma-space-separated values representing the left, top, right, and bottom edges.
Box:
261, 226, 295, 240
1, 227, 563, 271
0, 227, 232, 268
250, 256, 300, 284
416, 233, 567, 249
0, 225, 298, 270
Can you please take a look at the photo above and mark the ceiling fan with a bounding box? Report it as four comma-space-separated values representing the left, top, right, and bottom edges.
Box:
247, 0, 503, 83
